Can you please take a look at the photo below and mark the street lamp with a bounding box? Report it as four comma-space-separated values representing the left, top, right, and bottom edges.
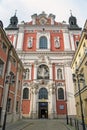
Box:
72, 69, 86, 130
2, 75, 10, 130
2, 74, 15, 130
66, 101, 69, 125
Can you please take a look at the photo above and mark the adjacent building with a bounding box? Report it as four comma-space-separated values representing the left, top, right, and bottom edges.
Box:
71, 20, 87, 124
0, 22, 24, 125
5, 12, 81, 119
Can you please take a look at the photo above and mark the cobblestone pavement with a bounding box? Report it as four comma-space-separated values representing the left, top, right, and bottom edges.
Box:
0, 119, 75, 130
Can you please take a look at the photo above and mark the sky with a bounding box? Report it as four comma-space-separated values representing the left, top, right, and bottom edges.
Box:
0, 0, 87, 28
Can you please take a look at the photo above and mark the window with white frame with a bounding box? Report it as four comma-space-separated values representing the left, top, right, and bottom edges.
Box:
39, 88, 48, 99
28, 37, 33, 48
39, 36, 48, 49
57, 68, 63, 80
0, 59, 4, 77
54, 37, 60, 48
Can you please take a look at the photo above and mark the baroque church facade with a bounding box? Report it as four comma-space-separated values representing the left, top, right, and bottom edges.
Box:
5, 12, 81, 119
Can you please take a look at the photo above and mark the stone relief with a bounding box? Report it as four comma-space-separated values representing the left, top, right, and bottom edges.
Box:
54, 37, 60, 48
37, 64, 49, 79
28, 37, 33, 48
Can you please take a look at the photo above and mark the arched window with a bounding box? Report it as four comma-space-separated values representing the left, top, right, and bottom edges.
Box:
39, 88, 48, 99
37, 64, 49, 79
23, 88, 29, 99
57, 68, 63, 80
39, 36, 47, 49
58, 88, 64, 100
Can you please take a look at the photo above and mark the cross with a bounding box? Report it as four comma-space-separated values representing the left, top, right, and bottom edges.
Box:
15, 10, 17, 16
70, 10, 72, 16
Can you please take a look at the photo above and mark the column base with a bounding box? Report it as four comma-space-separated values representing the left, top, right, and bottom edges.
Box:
48, 111, 57, 119
31, 111, 37, 119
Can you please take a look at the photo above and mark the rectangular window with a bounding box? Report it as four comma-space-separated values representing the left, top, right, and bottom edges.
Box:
2, 42, 7, 53
11, 57, 16, 66
16, 101, 19, 112
76, 41, 79, 48
7, 98, 11, 112
10, 72, 15, 85
59, 105, 64, 110
0, 59, 4, 77
18, 80, 21, 90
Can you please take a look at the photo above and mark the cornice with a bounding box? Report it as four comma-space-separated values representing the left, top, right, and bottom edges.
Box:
17, 50, 75, 57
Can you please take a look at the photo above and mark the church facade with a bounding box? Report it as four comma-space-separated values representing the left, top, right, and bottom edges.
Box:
5, 12, 81, 119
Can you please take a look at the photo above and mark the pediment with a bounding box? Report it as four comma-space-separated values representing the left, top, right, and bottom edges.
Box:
35, 55, 51, 65
39, 17, 47, 25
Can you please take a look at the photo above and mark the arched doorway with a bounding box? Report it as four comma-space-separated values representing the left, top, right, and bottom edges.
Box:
38, 88, 48, 119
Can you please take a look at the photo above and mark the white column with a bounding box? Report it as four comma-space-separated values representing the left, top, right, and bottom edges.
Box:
52, 87, 57, 118
30, 89, 33, 118
34, 65, 37, 80
49, 64, 52, 80
16, 31, 24, 50
1, 59, 11, 125
70, 33, 75, 51
13, 34, 17, 49
64, 65, 76, 115
48, 85, 53, 119
63, 31, 71, 50
12, 70, 19, 122
19, 75, 23, 119
32, 87, 37, 118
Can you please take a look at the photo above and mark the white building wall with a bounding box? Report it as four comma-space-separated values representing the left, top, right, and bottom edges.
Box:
1, 58, 11, 125
69, 33, 75, 51
64, 65, 76, 116
63, 31, 71, 50
13, 34, 17, 49
49, 64, 53, 79
16, 31, 24, 50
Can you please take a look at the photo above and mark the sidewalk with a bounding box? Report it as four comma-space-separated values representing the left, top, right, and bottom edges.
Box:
59, 119, 75, 130
0, 119, 75, 130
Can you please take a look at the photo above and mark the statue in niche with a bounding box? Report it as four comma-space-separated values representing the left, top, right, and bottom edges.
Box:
37, 64, 49, 79
57, 68, 63, 80
54, 37, 60, 48
25, 69, 29, 80
28, 37, 33, 48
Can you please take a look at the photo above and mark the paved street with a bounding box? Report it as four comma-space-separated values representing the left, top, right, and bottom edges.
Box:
0, 119, 75, 130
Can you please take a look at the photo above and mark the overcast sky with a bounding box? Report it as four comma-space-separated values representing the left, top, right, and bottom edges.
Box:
0, 0, 87, 28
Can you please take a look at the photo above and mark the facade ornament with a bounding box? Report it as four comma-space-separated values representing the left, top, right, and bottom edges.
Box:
54, 37, 60, 48
37, 64, 49, 79
28, 37, 33, 48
